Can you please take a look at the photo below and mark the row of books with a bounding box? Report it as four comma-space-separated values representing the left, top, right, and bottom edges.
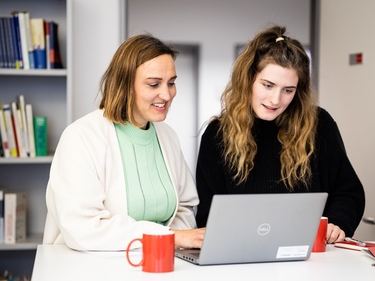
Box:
0, 96, 47, 158
0, 190, 27, 244
0, 271, 30, 281
0, 10, 63, 69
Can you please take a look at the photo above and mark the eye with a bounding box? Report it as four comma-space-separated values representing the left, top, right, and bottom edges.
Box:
168, 78, 176, 87
283, 88, 296, 94
149, 83, 159, 88
263, 83, 273, 89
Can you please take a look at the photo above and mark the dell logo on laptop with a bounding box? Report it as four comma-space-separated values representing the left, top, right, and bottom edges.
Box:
257, 223, 271, 235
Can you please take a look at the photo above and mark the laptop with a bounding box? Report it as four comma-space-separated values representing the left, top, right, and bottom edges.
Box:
175, 192, 328, 265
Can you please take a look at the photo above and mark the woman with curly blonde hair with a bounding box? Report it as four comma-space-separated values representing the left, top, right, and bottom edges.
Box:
196, 25, 365, 244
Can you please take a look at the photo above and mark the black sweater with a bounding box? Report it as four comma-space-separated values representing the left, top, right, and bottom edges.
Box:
196, 107, 365, 237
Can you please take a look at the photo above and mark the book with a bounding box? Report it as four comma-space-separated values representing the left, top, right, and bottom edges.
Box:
11, 102, 26, 158
4, 192, 27, 244
0, 106, 10, 157
2, 104, 18, 157
334, 239, 375, 251
30, 18, 46, 69
11, 11, 24, 69
49, 21, 63, 68
16, 11, 30, 70
11, 111, 20, 156
4, 17, 16, 68
34, 116, 47, 156
18, 95, 30, 157
25, 104, 36, 157
0, 190, 4, 243
45, 20, 50, 69
0, 130, 4, 157
0, 18, 5, 68
23, 11, 35, 69
10, 16, 22, 69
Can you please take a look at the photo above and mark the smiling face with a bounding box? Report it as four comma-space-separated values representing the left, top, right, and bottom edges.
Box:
133, 54, 177, 129
251, 63, 298, 121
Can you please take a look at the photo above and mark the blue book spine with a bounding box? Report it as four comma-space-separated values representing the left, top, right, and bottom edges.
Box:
12, 12, 23, 69
10, 17, 21, 69
29, 52, 35, 69
0, 18, 10, 68
0, 38, 3, 68
5, 17, 16, 68
0, 190, 4, 243
0, 18, 4, 68
34, 49, 46, 69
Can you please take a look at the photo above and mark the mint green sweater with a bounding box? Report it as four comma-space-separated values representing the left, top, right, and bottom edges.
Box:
114, 122, 176, 224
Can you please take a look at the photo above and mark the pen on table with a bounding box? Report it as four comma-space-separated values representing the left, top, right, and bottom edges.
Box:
344, 237, 367, 247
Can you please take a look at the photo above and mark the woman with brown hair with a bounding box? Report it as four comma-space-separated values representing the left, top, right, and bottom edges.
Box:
196, 25, 365, 243
43, 34, 205, 251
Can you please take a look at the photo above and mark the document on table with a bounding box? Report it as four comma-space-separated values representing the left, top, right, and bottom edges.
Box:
80, 248, 142, 258
362, 247, 375, 260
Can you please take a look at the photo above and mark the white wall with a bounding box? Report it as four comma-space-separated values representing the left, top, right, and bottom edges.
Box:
71, 0, 126, 121
319, 0, 375, 240
164, 47, 199, 174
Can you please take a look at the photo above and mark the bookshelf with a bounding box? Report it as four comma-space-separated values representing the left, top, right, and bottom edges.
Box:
0, 0, 72, 278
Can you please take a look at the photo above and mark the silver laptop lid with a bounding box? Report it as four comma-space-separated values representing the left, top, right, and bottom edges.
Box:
196, 193, 327, 265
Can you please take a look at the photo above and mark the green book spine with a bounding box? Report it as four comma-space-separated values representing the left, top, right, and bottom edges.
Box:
33, 116, 47, 156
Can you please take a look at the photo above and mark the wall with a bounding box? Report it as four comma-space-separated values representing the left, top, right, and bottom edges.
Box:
319, 0, 375, 240
71, 0, 126, 121
164, 46, 199, 174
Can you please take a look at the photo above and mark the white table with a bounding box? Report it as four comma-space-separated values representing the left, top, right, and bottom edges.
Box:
31, 244, 375, 281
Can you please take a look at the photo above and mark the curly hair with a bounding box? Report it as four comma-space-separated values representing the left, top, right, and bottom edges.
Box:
98, 34, 178, 126
215, 25, 318, 190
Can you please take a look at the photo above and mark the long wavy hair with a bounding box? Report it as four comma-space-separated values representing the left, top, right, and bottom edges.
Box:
215, 25, 318, 190
98, 34, 178, 126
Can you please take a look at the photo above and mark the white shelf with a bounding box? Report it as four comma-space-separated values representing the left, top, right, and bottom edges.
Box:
0, 69, 67, 76
0, 233, 43, 251
0, 155, 54, 164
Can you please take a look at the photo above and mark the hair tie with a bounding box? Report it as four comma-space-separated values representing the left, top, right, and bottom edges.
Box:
276, 37, 284, 42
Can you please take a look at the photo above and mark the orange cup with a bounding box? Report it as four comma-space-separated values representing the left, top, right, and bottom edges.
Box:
126, 230, 175, 273
312, 217, 328, 252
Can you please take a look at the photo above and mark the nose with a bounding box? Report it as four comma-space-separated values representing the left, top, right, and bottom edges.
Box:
159, 84, 176, 101
268, 89, 281, 105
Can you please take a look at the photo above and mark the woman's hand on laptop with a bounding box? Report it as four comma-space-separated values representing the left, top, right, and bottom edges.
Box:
172, 228, 206, 249
326, 223, 345, 244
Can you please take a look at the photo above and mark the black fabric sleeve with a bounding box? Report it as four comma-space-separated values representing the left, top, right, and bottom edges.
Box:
196, 120, 227, 227
317, 108, 365, 237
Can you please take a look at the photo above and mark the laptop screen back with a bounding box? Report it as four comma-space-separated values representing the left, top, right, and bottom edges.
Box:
176, 193, 328, 265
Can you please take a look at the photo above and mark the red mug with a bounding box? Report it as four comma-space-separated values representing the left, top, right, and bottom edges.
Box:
126, 231, 175, 273
312, 217, 328, 252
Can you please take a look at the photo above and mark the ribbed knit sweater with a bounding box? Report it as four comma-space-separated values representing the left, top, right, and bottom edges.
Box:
196, 107, 365, 237
114, 122, 176, 224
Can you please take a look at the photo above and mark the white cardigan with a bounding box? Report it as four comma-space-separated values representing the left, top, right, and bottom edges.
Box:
43, 109, 198, 251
